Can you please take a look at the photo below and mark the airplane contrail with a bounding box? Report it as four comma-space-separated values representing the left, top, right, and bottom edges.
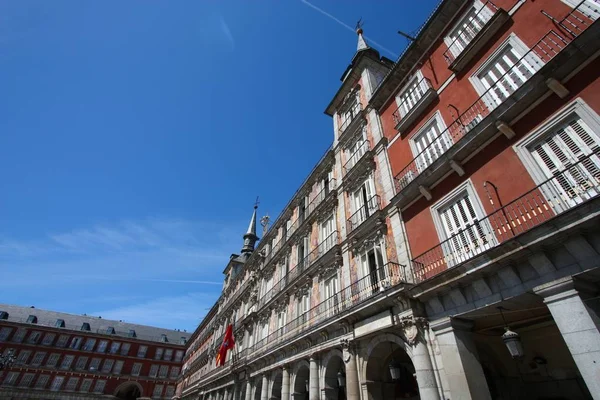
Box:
300, 0, 398, 59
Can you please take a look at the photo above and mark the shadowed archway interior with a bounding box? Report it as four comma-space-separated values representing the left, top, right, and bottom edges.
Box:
115, 382, 142, 400
293, 365, 310, 400
366, 341, 419, 400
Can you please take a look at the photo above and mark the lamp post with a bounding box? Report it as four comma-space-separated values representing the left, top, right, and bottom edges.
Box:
0, 350, 16, 371
498, 307, 524, 359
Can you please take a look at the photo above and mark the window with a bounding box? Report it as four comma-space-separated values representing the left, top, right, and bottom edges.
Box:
137, 345, 148, 358
56, 334, 69, 347
131, 362, 142, 376
154, 347, 164, 360
70, 336, 83, 349
324, 274, 339, 317
31, 352, 46, 366
395, 71, 430, 118
16, 350, 31, 365
65, 377, 79, 391
97, 340, 108, 353
174, 350, 184, 362
166, 386, 175, 396
106, 326, 115, 334
339, 91, 361, 133
158, 365, 169, 378
120, 342, 131, 356
445, 0, 495, 58
93, 380, 106, 393
164, 348, 173, 361
110, 341, 121, 354
0, 311, 8, 320
179, 336, 187, 345
160, 333, 168, 343
82, 338, 96, 351
0, 327, 12, 341
35, 374, 49, 389
297, 293, 310, 319
27, 331, 42, 344
351, 179, 377, 228
297, 236, 309, 269
75, 356, 88, 370
260, 321, 269, 341
12, 328, 26, 342
277, 310, 287, 331
89, 357, 101, 371
55, 319, 65, 328
113, 360, 124, 374
128, 329, 137, 338
19, 373, 35, 388
60, 354, 75, 370
346, 133, 369, 170
153, 384, 164, 397
432, 180, 495, 267
515, 100, 600, 213
3, 372, 19, 386
42, 333, 56, 345
26, 315, 37, 324
470, 34, 542, 110
101, 359, 114, 373
320, 214, 336, 249
46, 353, 60, 367
149, 364, 159, 377
80, 322, 91, 331
410, 112, 453, 171
80, 379, 93, 392
359, 239, 389, 292
50, 376, 64, 391
170, 366, 180, 379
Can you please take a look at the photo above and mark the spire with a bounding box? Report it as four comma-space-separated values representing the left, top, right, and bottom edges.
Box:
356, 20, 368, 52
241, 202, 259, 255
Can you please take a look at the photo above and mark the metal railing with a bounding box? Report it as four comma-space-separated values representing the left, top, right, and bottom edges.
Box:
392, 77, 434, 125
344, 140, 371, 173
395, 29, 571, 193
308, 179, 337, 215
560, 0, 598, 37
249, 262, 408, 359
338, 101, 363, 135
412, 150, 600, 282
347, 195, 381, 232
443, 0, 500, 65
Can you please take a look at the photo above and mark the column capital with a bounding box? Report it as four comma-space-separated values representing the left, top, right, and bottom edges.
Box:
399, 315, 429, 346
534, 276, 598, 304
430, 316, 473, 334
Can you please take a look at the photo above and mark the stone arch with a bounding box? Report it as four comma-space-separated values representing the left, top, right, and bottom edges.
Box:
252, 376, 263, 400
320, 348, 345, 400
114, 381, 143, 399
319, 348, 344, 389
291, 359, 310, 398
270, 369, 283, 399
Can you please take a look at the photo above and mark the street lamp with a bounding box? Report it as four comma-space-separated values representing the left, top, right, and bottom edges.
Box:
0, 350, 16, 371
304, 379, 309, 393
498, 306, 524, 359
388, 360, 402, 381
337, 370, 346, 388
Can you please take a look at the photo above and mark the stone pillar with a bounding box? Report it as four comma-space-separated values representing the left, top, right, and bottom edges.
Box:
431, 317, 491, 400
534, 277, 600, 400
341, 340, 360, 400
261, 374, 269, 400
282, 365, 291, 400
309, 355, 320, 400
233, 383, 240, 400
244, 380, 252, 400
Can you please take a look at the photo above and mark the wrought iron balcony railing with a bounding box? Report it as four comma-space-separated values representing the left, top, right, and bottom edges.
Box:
412, 150, 600, 282
559, 0, 598, 37
347, 195, 381, 233
392, 77, 435, 130
338, 101, 363, 137
344, 139, 370, 174
249, 262, 408, 359
307, 179, 337, 215
443, 0, 500, 66
394, 29, 570, 193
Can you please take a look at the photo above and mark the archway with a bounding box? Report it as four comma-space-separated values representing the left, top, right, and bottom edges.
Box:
114, 381, 143, 400
365, 336, 419, 400
270, 371, 283, 399
321, 350, 345, 400
292, 361, 310, 400
253, 377, 263, 400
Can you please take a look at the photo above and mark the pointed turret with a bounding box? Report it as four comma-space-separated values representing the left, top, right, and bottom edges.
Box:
356, 26, 369, 52
241, 204, 259, 255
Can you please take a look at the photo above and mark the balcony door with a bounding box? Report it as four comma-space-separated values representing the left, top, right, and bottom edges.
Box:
320, 215, 335, 253
353, 179, 375, 225
347, 134, 368, 170
324, 274, 339, 317
359, 241, 387, 294
531, 116, 600, 212
445, 0, 495, 57
412, 114, 453, 172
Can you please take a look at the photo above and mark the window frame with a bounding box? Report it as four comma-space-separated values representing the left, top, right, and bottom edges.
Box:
409, 111, 452, 172
394, 69, 426, 118
444, 0, 495, 58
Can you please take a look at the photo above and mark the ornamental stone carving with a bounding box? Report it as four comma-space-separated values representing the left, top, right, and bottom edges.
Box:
340, 338, 355, 363
399, 316, 429, 346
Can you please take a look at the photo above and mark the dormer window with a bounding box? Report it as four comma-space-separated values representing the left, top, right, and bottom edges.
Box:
160, 334, 168, 343
128, 329, 137, 338
55, 319, 65, 328
0, 311, 8, 320
106, 327, 115, 334
179, 337, 187, 345
81, 323, 91, 331
26, 315, 37, 324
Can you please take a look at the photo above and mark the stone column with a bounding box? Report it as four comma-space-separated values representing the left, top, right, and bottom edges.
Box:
341, 339, 360, 400
244, 380, 252, 400
233, 383, 240, 400
534, 277, 600, 400
430, 317, 491, 400
400, 317, 440, 400
309, 355, 320, 400
282, 365, 291, 400
261, 374, 269, 400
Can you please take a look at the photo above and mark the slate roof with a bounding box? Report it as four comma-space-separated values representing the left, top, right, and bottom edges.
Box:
0, 303, 191, 345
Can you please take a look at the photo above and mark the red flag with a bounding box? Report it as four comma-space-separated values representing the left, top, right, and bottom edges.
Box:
215, 324, 235, 367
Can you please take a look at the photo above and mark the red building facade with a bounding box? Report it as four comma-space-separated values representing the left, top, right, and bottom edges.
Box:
0, 304, 190, 399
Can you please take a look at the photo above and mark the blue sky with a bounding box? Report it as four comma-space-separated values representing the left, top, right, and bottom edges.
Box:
0, 0, 439, 331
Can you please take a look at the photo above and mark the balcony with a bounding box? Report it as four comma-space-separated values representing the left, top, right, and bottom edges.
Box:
443, 1, 510, 73
338, 101, 364, 140
392, 77, 438, 133
347, 195, 381, 234
307, 178, 337, 217
412, 150, 600, 283
392, 21, 599, 210
248, 262, 408, 360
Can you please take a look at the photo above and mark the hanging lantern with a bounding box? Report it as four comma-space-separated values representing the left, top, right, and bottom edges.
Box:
502, 327, 524, 358
337, 370, 346, 388
305, 379, 309, 393
388, 360, 402, 381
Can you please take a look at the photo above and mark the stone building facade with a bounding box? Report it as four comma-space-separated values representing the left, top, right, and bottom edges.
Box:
177, 1, 600, 399
0, 304, 190, 399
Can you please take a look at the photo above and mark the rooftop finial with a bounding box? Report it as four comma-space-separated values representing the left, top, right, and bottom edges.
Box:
241, 198, 259, 255
355, 18, 368, 51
